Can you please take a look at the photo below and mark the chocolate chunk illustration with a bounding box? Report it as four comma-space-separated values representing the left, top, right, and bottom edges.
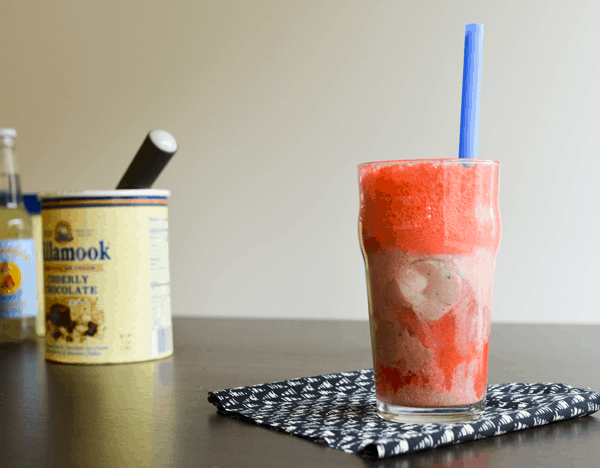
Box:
48, 304, 78, 337
84, 321, 98, 337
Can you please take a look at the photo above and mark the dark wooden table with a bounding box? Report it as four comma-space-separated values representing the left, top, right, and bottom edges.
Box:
1, 318, 599, 467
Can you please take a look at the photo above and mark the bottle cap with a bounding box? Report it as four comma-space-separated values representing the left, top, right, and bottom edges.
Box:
0, 128, 17, 138
23, 194, 41, 214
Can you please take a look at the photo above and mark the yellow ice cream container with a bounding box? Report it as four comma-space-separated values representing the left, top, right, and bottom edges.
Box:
40, 190, 173, 364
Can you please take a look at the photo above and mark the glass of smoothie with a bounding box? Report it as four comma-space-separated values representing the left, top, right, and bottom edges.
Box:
358, 158, 501, 423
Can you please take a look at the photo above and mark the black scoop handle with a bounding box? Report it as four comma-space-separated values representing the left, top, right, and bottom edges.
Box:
116, 130, 178, 189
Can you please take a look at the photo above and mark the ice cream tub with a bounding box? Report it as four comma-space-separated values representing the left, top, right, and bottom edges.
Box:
40, 190, 173, 364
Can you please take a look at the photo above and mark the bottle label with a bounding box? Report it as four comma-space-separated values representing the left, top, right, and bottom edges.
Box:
0, 239, 37, 319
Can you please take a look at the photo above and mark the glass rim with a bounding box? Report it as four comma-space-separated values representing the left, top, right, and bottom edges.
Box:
358, 158, 500, 169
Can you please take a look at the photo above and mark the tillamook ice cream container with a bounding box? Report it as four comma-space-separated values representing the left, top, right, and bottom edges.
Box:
40, 190, 173, 364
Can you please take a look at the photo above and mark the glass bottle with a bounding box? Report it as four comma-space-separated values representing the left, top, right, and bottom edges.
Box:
0, 128, 37, 342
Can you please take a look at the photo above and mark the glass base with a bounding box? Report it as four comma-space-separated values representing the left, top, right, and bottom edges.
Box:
376, 397, 485, 424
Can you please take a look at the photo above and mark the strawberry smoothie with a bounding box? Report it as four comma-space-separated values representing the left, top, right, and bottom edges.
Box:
358, 159, 501, 419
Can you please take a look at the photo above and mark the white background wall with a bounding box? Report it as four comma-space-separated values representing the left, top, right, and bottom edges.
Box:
2, 1, 600, 323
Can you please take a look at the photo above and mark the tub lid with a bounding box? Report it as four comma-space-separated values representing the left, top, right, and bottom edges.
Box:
39, 189, 171, 200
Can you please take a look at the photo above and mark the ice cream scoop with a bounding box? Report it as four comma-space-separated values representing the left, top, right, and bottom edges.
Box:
395, 258, 463, 321
116, 130, 178, 189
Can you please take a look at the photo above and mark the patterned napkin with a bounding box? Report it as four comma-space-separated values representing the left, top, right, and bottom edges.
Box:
207, 369, 600, 459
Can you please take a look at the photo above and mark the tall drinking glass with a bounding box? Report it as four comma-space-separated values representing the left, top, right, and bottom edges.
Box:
358, 159, 501, 423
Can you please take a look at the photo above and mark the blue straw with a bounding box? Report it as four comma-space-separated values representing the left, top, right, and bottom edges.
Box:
458, 23, 484, 159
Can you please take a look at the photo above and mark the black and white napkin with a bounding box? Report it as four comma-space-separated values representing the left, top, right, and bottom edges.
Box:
207, 369, 600, 459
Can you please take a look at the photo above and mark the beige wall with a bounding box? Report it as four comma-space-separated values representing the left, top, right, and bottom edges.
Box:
3, 1, 600, 323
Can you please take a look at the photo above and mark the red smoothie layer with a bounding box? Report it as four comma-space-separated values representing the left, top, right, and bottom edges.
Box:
358, 160, 501, 407
359, 159, 500, 256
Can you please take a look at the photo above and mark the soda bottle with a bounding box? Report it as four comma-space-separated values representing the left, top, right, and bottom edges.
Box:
0, 128, 37, 342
